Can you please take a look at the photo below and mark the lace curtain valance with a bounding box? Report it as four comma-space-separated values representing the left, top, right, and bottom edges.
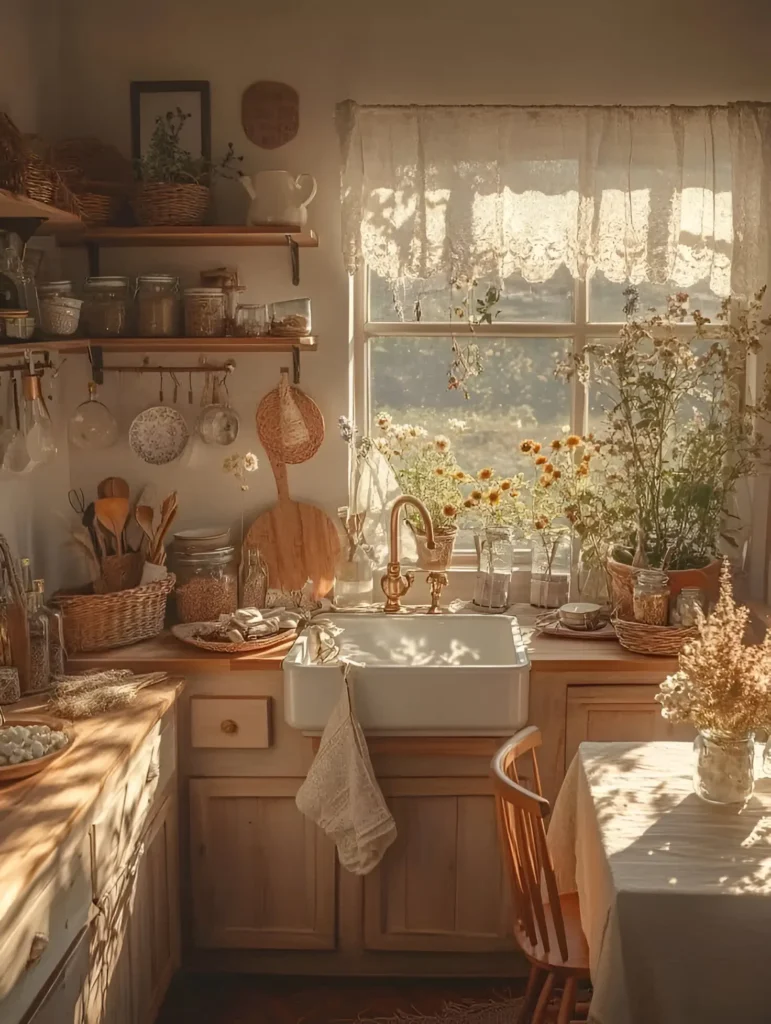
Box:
338, 102, 771, 298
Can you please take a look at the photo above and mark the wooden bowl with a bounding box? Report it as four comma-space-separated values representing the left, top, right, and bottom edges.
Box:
0, 714, 73, 784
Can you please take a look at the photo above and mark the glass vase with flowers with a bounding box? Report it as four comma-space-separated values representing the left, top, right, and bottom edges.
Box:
463, 468, 528, 611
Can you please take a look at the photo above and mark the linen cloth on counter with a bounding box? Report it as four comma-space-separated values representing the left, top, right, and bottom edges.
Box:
547, 741, 771, 1024
295, 661, 396, 875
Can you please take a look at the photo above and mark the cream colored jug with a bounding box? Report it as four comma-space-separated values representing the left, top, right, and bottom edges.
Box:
240, 170, 317, 227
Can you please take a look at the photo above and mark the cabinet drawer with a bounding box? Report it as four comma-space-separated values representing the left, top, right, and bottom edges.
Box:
190, 697, 271, 749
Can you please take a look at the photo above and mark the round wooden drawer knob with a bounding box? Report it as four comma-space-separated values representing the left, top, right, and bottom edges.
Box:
221, 719, 238, 734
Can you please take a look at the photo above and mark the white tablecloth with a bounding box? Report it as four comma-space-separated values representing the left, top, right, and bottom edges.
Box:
547, 742, 771, 1024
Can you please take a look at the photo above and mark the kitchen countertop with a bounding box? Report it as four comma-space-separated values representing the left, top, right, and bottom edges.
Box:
0, 679, 184, 938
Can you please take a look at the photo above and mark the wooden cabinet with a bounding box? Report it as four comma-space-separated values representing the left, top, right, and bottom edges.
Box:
189, 777, 336, 950
363, 778, 514, 953
24, 930, 90, 1024
565, 685, 695, 766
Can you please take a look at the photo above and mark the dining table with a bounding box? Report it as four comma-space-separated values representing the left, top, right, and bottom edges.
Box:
547, 741, 771, 1024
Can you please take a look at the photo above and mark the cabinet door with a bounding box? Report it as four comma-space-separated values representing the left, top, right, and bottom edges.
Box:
128, 793, 180, 1024
23, 929, 90, 1024
565, 685, 695, 766
190, 778, 336, 950
363, 778, 514, 953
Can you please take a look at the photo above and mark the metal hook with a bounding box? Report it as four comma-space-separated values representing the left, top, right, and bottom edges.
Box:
159, 369, 164, 403
188, 372, 194, 405
170, 371, 180, 404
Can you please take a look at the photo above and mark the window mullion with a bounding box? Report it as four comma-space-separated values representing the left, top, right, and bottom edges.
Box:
571, 280, 589, 437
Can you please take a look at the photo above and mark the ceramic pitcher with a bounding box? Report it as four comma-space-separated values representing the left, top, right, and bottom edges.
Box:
240, 170, 317, 227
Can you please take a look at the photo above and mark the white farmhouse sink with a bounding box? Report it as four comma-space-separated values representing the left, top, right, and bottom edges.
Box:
283, 614, 529, 735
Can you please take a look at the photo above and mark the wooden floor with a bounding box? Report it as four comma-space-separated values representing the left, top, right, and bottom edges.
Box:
157, 973, 524, 1023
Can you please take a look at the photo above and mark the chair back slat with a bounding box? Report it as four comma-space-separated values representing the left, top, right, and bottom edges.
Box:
490, 727, 569, 963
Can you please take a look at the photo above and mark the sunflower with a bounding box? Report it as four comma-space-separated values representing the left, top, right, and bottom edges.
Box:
550, 439, 562, 450
443, 504, 458, 518
434, 466, 446, 476
581, 452, 592, 463
535, 455, 547, 466
532, 442, 542, 454
534, 517, 550, 530
463, 497, 477, 509
544, 462, 555, 473
453, 469, 468, 481
470, 489, 483, 501
577, 463, 589, 476
566, 435, 581, 447
519, 440, 534, 453
477, 467, 494, 481
499, 479, 512, 491
486, 489, 501, 505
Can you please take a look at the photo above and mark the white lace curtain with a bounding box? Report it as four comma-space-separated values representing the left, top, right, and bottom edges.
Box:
338, 102, 771, 298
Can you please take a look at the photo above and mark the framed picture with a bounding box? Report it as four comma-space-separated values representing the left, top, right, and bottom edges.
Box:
130, 80, 211, 164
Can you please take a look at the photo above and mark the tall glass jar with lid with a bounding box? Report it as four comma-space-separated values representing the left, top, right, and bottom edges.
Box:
173, 546, 238, 623
82, 276, 131, 337
135, 275, 180, 337
184, 288, 226, 337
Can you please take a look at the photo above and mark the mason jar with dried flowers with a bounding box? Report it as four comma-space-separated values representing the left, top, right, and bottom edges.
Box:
464, 468, 527, 611
374, 412, 469, 569
656, 561, 771, 806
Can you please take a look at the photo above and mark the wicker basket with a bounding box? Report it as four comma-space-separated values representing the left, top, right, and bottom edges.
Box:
608, 556, 722, 619
132, 183, 210, 226
53, 575, 175, 653
612, 614, 697, 656
75, 192, 120, 226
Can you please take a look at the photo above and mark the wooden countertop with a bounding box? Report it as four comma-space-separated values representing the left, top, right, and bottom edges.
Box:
0, 680, 184, 936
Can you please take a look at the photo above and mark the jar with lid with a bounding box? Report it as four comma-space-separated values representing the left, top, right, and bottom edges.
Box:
0, 310, 31, 339
34, 579, 65, 676
26, 588, 50, 693
633, 568, 670, 625
82, 276, 130, 337
184, 288, 226, 337
235, 303, 268, 337
269, 297, 311, 337
38, 281, 74, 301
173, 546, 238, 623
671, 586, 706, 628
135, 275, 180, 337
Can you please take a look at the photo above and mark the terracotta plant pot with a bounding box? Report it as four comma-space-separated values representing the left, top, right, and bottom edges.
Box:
607, 556, 722, 619
409, 524, 458, 572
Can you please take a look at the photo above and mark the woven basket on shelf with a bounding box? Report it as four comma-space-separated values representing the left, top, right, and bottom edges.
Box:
612, 614, 697, 657
53, 575, 175, 653
131, 183, 210, 226
75, 192, 120, 226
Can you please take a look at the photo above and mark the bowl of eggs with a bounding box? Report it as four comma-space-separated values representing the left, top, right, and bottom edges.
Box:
0, 715, 71, 783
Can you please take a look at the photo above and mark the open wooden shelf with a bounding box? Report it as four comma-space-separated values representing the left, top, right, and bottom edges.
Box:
0, 335, 317, 357
56, 224, 318, 247
0, 189, 81, 226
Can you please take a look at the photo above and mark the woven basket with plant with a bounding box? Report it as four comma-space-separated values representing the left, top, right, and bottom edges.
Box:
49, 136, 134, 226
131, 108, 241, 227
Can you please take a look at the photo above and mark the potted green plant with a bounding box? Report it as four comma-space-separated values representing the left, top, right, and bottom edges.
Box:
560, 287, 771, 614
132, 108, 241, 227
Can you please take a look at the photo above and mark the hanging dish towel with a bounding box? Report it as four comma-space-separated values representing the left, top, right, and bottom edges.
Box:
295, 661, 396, 875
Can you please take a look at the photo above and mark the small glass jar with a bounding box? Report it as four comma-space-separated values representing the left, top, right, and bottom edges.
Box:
530, 529, 571, 608
633, 568, 670, 625
135, 274, 180, 338
37, 280, 74, 301
173, 546, 238, 623
82, 276, 130, 337
269, 297, 312, 337
26, 589, 50, 693
34, 579, 65, 676
240, 548, 269, 608
671, 586, 706, 628
235, 303, 268, 337
694, 730, 755, 806
473, 527, 513, 612
183, 288, 226, 337
0, 310, 31, 339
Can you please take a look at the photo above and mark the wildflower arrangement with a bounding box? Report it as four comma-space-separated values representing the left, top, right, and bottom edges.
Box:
222, 452, 259, 491
559, 287, 771, 570
463, 467, 528, 530
656, 561, 771, 735
374, 412, 468, 531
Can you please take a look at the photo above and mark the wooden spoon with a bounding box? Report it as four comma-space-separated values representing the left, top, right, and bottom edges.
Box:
95, 497, 129, 557
135, 504, 155, 552
149, 492, 178, 564
98, 477, 130, 500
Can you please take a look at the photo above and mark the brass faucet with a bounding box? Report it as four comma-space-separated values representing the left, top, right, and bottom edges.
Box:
381, 496, 435, 613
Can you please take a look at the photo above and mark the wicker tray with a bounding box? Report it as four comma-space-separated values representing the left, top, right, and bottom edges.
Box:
612, 615, 697, 656
0, 713, 72, 784
132, 183, 210, 226
171, 622, 296, 655
53, 575, 175, 653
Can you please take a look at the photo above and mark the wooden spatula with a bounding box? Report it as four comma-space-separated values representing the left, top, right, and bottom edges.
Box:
98, 476, 130, 500
95, 497, 129, 557
149, 492, 178, 565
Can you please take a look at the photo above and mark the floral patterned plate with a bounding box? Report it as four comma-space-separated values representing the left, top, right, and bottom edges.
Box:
129, 405, 189, 465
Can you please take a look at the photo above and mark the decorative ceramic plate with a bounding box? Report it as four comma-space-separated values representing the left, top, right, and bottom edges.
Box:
534, 613, 617, 640
0, 715, 73, 784
171, 622, 296, 654
129, 406, 189, 465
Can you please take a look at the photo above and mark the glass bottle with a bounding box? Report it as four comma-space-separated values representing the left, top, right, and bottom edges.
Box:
22, 371, 57, 465
240, 548, 269, 609
35, 579, 65, 676
530, 529, 571, 608
27, 588, 50, 692
633, 569, 670, 625
473, 527, 513, 612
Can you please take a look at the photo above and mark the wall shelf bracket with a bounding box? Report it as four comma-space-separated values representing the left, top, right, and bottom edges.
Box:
292, 345, 301, 384
88, 344, 104, 384
288, 236, 300, 286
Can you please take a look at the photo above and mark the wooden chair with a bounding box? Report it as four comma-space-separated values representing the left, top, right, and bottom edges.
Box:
491, 727, 590, 1024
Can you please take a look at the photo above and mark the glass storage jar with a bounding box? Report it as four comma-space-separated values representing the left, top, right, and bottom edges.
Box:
269, 297, 311, 336
633, 568, 670, 625
82, 276, 130, 337
530, 529, 571, 607
235, 303, 268, 337
26, 588, 50, 693
135, 274, 180, 337
694, 730, 755, 806
183, 288, 226, 337
37, 281, 74, 301
671, 586, 706, 627
240, 548, 269, 608
473, 527, 514, 612
173, 546, 238, 623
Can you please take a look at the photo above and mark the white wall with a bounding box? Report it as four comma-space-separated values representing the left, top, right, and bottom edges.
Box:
5, 0, 771, 590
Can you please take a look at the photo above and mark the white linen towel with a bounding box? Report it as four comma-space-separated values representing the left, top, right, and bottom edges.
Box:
295, 661, 396, 875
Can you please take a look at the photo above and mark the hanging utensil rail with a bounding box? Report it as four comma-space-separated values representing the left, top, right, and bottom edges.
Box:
95, 357, 237, 376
